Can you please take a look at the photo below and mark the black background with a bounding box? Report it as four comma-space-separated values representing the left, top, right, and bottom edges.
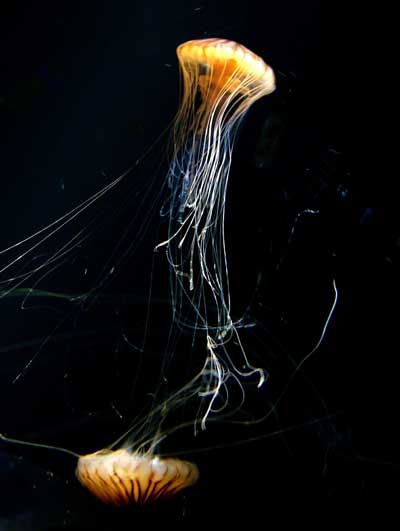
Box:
0, 1, 397, 528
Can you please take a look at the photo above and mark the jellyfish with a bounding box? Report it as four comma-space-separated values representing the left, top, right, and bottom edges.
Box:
157, 38, 275, 427
0, 432, 198, 506
76, 448, 199, 506
160, 38, 275, 324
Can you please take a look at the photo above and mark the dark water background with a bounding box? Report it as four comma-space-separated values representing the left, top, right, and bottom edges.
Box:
0, 1, 397, 527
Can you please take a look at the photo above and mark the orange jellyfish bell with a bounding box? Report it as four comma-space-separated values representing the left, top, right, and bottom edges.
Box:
175, 38, 275, 129
76, 449, 199, 506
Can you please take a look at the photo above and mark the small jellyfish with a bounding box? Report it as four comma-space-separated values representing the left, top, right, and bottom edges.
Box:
0, 432, 199, 506
76, 448, 199, 506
